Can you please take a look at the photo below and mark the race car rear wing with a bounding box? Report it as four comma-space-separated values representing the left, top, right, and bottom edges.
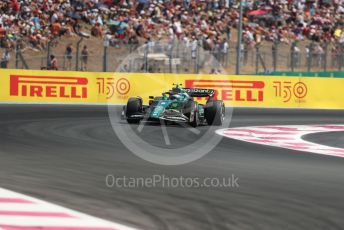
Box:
183, 88, 215, 97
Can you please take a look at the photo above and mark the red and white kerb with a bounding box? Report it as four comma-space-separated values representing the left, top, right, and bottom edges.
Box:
0, 188, 137, 230
216, 125, 344, 158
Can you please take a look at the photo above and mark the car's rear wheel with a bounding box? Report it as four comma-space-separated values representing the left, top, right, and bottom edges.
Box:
205, 100, 225, 126
126, 97, 142, 124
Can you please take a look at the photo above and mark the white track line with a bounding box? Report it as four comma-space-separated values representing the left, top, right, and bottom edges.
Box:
216, 125, 344, 158
0, 188, 137, 230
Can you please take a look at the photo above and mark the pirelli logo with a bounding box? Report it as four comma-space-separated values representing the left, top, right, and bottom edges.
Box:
10, 75, 88, 98
185, 80, 265, 102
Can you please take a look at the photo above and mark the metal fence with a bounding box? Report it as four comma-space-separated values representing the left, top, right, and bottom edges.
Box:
2, 39, 343, 75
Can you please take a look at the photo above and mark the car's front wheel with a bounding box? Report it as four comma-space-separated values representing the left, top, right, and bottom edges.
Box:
126, 97, 142, 124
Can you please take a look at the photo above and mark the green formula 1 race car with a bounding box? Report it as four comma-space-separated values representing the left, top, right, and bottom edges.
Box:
122, 84, 225, 127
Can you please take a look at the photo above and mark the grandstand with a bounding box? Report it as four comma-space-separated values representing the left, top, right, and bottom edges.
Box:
0, 0, 343, 73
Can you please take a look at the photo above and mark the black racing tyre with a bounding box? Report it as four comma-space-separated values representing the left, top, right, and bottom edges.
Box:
126, 97, 142, 124
184, 100, 199, 127
205, 100, 225, 126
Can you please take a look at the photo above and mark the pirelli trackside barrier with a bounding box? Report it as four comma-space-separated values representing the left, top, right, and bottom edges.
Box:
0, 69, 343, 109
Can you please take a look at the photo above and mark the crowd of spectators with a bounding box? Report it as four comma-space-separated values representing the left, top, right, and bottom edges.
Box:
0, 0, 344, 67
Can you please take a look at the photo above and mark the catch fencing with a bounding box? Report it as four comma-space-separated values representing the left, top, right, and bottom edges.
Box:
2, 39, 342, 75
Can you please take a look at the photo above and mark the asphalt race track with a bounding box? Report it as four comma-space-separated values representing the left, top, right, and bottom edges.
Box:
0, 105, 344, 230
